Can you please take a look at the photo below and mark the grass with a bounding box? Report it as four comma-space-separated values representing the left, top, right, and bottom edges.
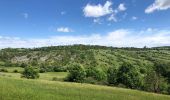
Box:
0, 71, 68, 81
0, 76, 170, 100
39, 72, 68, 81
0, 67, 24, 73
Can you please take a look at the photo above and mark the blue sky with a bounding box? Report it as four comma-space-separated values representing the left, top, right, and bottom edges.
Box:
0, 0, 170, 48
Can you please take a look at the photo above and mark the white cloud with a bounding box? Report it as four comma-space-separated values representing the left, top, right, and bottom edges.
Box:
108, 14, 117, 22
57, 27, 73, 32
22, 13, 28, 19
118, 3, 127, 11
145, 0, 170, 13
0, 29, 170, 48
83, 1, 113, 17
83, 1, 127, 23
132, 16, 138, 20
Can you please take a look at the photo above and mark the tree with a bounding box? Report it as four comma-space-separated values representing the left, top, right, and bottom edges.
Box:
21, 66, 39, 79
117, 62, 142, 89
86, 67, 106, 81
107, 67, 118, 85
144, 70, 168, 93
67, 64, 86, 83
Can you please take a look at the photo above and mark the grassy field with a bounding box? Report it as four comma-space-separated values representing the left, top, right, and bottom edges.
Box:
1, 67, 170, 100
0, 72, 67, 80
0, 67, 68, 81
0, 67, 24, 73
0, 76, 170, 100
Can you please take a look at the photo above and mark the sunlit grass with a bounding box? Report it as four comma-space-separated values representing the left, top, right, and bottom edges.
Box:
0, 76, 170, 100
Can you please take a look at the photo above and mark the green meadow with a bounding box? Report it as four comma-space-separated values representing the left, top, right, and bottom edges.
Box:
0, 68, 170, 100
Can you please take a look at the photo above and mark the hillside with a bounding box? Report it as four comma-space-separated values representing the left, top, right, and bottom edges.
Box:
0, 76, 170, 100
1, 45, 170, 69
0, 45, 170, 94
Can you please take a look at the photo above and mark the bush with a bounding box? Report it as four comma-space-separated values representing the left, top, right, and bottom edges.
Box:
117, 62, 142, 89
13, 69, 19, 73
168, 86, 170, 95
67, 64, 86, 83
52, 77, 59, 81
20, 63, 27, 68
0, 68, 8, 72
21, 66, 39, 79
107, 67, 118, 85
86, 67, 106, 81
39, 68, 46, 73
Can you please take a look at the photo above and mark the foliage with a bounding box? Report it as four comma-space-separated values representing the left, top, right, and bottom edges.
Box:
0, 45, 170, 94
117, 62, 142, 89
107, 67, 118, 85
21, 66, 39, 79
0, 68, 8, 72
53, 66, 67, 72
86, 67, 106, 81
67, 64, 86, 83
13, 69, 19, 73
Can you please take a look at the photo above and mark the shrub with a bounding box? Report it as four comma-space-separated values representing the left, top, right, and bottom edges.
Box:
52, 77, 59, 81
39, 68, 46, 73
21, 66, 39, 79
20, 63, 27, 68
13, 69, 19, 73
168, 86, 170, 95
86, 67, 106, 81
67, 64, 86, 83
107, 67, 118, 85
117, 62, 142, 89
0, 68, 8, 72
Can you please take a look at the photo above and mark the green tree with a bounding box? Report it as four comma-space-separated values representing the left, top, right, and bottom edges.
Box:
117, 62, 142, 89
86, 67, 106, 81
107, 67, 118, 85
21, 66, 39, 79
144, 69, 169, 93
67, 64, 86, 83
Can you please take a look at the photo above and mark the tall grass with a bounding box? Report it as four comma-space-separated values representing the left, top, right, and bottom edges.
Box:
0, 77, 170, 100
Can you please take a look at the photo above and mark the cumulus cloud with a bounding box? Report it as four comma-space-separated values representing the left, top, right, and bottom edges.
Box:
83, 1, 127, 23
145, 0, 170, 13
57, 27, 73, 32
118, 3, 127, 11
83, 1, 113, 17
0, 29, 170, 48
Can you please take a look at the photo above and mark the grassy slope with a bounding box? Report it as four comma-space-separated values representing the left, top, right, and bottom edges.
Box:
0, 77, 170, 100
0, 72, 67, 80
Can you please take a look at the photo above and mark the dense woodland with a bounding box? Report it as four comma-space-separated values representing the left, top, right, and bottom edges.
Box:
0, 45, 170, 94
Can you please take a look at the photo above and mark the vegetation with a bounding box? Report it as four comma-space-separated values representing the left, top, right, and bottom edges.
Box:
21, 67, 39, 79
0, 76, 170, 100
67, 64, 86, 83
0, 45, 170, 95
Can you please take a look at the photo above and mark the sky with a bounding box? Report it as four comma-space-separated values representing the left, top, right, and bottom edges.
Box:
0, 0, 170, 48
